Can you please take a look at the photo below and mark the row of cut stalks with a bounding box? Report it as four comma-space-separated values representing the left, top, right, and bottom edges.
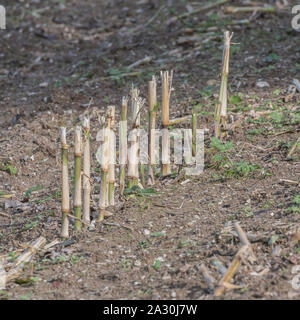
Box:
59, 31, 233, 238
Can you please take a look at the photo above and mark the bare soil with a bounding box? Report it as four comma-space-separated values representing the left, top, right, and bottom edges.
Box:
0, 0, 299, 300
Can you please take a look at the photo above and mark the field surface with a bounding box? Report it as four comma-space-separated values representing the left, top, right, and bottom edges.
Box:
0, 0, 299, 300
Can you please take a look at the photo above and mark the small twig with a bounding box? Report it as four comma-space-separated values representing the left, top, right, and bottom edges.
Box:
67, 214, 90, 226
102, 71, 143, 80
166, 0, 229, 25
225, 6, 276, 14
168, 115, 192, 126
198, 263, 216, 292
279, 179, 299, 185
130, 5, 165, 33
127, 56, 152, 71
0, 212, 10, 218
234, 222, 256, 262
103, 222, 133, 232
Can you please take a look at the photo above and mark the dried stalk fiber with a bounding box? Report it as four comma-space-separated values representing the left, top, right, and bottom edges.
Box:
98, 111, 112, 222
60, 127, 69, 238
215, 31, 232, 138
74, 126, 82, 231
161, 70, 173, 176
82, 118, 91, 225
108, 106, 116, 206
148, 76, 157, 185
120, 97, 128, 194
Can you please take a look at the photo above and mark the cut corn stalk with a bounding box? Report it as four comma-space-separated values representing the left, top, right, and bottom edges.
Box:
161, 70, 173, 176
214, 31, 233, 139
131, 86, 140, 129
148, 76, 157, 185
108, 106, 116, 206
74, 126, 82, 231
192, 110, 197, 157
119, 97, 128, 195
82, 117, 91, 225
128, 128, 139, 188
60, 127, 69, 238
98, 110, 112, 222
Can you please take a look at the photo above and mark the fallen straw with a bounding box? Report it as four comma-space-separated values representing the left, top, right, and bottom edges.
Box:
168, 115, 191, 126
214, 245, 250, 297
161, 70, 173, 176
148, 76, 157, 185
215, 31, 233, 139
6, 236, 46, 282
119, 97, 128, 195
74, 126, 82, 231
82, 117, 91, 225
60, 127, 70, 238
214, 223, 256, 297
225, 6, 275, 14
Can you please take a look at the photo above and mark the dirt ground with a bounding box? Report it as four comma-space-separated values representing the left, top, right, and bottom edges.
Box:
0, 0, 299, 300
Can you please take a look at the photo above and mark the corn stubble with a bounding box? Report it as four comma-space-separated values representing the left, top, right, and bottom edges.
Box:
215, 31, 233, 139
82, 117, 91, 225
161, 70, 173, 176
60, 127, 70, 238
74, 126, 82, 231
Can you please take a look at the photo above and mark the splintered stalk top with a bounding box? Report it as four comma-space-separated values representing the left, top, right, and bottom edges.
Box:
220, 31, 232, 117
161, 71, 173, 127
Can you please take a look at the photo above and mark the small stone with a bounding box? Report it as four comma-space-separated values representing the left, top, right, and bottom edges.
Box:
256, 81, 270, 88
39, 82, 49, 88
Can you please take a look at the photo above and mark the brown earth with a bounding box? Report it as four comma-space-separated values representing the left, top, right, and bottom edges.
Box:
0, 0, 299, 300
